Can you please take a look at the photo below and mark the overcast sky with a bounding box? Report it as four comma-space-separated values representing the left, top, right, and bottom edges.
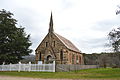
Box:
0, 0, 120, 54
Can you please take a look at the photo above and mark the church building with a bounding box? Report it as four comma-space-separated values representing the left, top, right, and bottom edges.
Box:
35, 13, 84, 64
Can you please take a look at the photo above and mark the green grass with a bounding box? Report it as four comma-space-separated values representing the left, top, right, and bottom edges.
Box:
0, 68, 120, 79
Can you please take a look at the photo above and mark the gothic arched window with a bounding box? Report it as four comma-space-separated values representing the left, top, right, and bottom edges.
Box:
39, 52, 41, 61
76, 55, 79, 64
53, 41, 55, 47
45, 42, 48, 47
72, 54, 75, 64
60, 50, 63, 61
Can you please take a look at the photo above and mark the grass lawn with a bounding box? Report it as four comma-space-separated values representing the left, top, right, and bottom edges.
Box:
0, 68, 120, 79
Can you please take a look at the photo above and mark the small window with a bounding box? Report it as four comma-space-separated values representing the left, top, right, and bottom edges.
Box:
76, 55, 79, 64
76, 55, 78, 60
79, 56, 81, 63
72, 54, 75, 64
45, 42, 48, 47
60, 50, 63, 61
39, 52, 41, 61
53, 41, 55, 47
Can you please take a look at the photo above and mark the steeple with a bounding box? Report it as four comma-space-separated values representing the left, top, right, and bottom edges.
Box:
49, 12, 54, 33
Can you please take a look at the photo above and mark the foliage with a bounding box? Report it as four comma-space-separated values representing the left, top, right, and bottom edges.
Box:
0, 68, 120, 79
116, 5, 120, 15
20, 55, 35, 64
84, 52, 120, 68
0, 9, 32, 64
108, 28, 120, 52
83, 53, 100, 65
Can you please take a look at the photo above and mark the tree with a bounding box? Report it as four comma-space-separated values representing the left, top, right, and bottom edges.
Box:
108, 27, 120, 67
83, 53, 100, 65
116, 5, 120, 15
0, 9, 32, 64
107, 5, 120, 52
98, 53, 110, 68
108, 28, 120, 52
20, 55, 35, 64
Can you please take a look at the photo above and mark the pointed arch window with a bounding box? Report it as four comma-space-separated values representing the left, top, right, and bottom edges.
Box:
76, 55, 79, 64
45, 42, 48, 47
79, 56, 81, 63
72, 54, 75, 64
39, 52, 41, 61
60, 50, 63, 61
53, 41, 55, 47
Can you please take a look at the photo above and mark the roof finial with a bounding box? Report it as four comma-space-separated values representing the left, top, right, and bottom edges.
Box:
49, 12, 54, 33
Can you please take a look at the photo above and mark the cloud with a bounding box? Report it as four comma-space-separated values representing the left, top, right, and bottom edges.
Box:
91, 16, 120, 32
75, 37, 108, 53
1, 0, 120, 54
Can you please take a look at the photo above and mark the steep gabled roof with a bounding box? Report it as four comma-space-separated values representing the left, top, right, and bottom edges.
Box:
54, 32, 81, 53
36, 13, 81, 53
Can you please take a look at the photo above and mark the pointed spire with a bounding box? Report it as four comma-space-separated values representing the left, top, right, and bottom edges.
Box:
49, 12, 54, 33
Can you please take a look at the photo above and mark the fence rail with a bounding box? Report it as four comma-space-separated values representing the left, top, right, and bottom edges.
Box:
56, 64, 99, 72
0, 61, 55, 72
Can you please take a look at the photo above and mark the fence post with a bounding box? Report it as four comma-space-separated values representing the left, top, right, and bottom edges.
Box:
9, 63, 11, 71
53, 61, 55, 72
18, 62, 21, 72
29, 62, 31, 72
2, 62, 5, 71
24, 64, 26, 71
43, 64, 45, 71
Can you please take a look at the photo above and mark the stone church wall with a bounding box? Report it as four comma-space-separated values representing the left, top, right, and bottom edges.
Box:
35, 32, 83, 64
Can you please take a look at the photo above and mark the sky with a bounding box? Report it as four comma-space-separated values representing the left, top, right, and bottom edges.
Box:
0, 0, 120, 54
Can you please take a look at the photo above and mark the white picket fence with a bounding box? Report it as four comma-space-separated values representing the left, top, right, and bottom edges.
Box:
0, 61, 55, 72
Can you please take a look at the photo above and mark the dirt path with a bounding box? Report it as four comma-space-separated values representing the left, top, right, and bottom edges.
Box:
0, 76, 119, 80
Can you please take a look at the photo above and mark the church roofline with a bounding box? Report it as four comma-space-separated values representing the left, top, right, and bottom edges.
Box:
36, 13, 82, 53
